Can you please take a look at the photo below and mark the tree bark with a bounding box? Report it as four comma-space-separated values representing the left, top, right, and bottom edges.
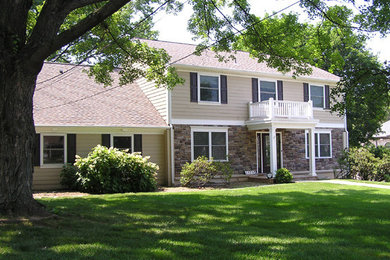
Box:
0, 58, 47, 216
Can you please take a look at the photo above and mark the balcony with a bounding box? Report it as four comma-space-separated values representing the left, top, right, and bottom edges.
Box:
248, 98, 313, 121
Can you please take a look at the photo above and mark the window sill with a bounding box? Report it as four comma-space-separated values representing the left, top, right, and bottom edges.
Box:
40, 164, 64, 169
197, 101, 221, 105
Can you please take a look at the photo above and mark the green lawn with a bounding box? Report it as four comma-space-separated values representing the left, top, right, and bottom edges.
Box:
1, 183, 390, 259
339, 179, 390, 186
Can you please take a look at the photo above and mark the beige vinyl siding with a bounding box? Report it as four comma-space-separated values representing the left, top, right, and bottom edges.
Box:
33, 167, 62, 190
283, 81, 304, 102
171, 71, 343, 124
76, 134, 101, 157
172, 71, 251, 121
136, 77, 168, 122
143, 134, 168, 185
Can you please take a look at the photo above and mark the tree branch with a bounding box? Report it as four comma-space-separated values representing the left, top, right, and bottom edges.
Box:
24, 0, 131, 67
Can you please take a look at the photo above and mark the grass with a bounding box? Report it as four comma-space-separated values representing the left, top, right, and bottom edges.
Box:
1, 182, 390, 259
338, 179, 390, 186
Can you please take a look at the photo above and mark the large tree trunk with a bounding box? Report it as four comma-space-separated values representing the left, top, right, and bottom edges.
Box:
0, 58, 47, 216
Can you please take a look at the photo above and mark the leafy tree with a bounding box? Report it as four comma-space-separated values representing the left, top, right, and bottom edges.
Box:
0, 0, 389, 216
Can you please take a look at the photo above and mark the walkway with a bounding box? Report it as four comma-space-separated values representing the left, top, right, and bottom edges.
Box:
317, 180, 390, 190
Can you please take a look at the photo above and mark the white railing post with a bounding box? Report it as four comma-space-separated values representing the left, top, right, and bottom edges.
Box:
269, 98, 274, 119
308, 100, 313, 118
248, 102, 253, 119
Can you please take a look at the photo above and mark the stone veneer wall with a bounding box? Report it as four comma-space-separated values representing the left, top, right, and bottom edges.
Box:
173, 124, 345, 177
282, 128, 344, 172
173, 125, 257, 177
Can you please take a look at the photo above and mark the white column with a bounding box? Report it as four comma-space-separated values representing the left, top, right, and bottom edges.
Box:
269, 126, 278, 177
309, 127, 317, 176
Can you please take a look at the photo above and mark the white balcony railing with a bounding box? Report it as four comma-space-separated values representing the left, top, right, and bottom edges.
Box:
249, 98, 313, 120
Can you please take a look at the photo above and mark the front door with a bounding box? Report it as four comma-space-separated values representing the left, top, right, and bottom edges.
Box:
257, 132, 282, 173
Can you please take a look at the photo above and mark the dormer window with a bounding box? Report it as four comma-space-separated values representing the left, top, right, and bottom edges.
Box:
199, 75, 220, 103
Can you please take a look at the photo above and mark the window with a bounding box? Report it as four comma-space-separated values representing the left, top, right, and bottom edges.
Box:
199, 75, 220, 102
259, 80, 277, 101
310, 85, 324, 108
42, 135, 65, 165
112, 135, 132, 152
305, 131, 332, 158
192, 129, 228, 161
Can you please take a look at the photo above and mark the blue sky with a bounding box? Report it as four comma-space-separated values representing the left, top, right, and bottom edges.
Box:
154, 0, 390, 62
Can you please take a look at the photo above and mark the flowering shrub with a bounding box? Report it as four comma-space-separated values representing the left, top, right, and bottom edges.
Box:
61, 145, 158, 193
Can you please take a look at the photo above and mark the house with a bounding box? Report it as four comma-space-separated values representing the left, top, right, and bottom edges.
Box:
372, 120, 390, 147
33, 39, 348, 190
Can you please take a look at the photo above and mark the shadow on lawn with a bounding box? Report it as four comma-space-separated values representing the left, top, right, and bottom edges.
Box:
2, 184, 390, 259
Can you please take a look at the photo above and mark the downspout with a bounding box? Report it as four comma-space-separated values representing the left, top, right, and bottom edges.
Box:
167, 89, 175, 186
344, 109, 349, 150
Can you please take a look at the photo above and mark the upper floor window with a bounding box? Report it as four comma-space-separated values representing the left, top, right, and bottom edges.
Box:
259, 80, 277, 101
199, 75, 220, 102
305, 131, 332, 158
42, 135, 65, 165
310, 85, 324, 108
192, 128, 228, 161
112, 135, 133, 152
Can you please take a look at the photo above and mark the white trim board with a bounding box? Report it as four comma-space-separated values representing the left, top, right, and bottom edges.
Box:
171, 119, 246, 126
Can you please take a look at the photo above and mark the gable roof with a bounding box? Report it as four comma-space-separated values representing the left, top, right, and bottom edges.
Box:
374, 120, 390, 138
33, 62, 167, 128
142, 39, 340, 83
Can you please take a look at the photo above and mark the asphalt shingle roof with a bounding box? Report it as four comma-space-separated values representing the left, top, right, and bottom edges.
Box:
142, 39, 340, 82
33, 63, 167, 127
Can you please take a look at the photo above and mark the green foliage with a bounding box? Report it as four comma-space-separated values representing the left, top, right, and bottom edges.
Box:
180, 156, 218, 187
60, 145, 158, 193
338, 146, 390, 182
60, 164, 81, 191
274, 168, 293, 184
180, 157, 234, 187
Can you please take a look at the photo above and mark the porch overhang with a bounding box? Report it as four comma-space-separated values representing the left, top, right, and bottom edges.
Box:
245, 118, 319, 131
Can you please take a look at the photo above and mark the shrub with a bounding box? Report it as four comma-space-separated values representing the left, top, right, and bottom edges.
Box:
274, 168, 293, 183
60, 145, 158, 193
337, 146, 390, 181
60, 164, 80, 190
213, 160, 234, 184
180, 156, 218, 187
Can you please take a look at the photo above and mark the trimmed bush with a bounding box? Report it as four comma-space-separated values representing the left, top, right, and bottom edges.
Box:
60, 145, 158, 193
180, 157, 234, 187
274, 168, 293, 183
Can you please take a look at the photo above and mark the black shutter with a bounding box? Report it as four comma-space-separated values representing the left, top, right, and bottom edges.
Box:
252, 78, 258, 103
190, 72, 198, 102
33, 133, 40, 166
277, 80, 283, 100
325, 85, 330, 109
67, 134, 76, 164
102, 134, 111, 147
303, 83, 309, 102
220, 75, 227, 104
134, 134, 142, 153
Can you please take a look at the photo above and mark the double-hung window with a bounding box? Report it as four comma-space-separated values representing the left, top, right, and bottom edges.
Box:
310, 85, 324, 108
199, 75, 220, 102
192, 128, 228, 161
112, 135, 133, 152
42, 135, 66, 166
305, 131, 332, 158
259, 80, 277, 101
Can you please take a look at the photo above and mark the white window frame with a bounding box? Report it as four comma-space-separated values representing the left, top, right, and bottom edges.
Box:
305, 130, 332, 159
191, 127, 228, 162
111, 134, 134, 153
309, 84, 325, 109
258, 79, 278, 102
40, 134, 67, 168
198, 73, 221, 104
